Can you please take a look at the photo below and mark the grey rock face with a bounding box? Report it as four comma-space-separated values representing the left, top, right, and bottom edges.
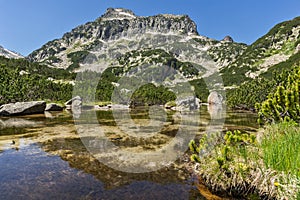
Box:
222, 35, 234, 42
65, 96, 82, 109
0, 45, 23, 59
0, 101, 46, 116
176, 96, 200, 111
65, 96, 82, 118
27, 8, 198, 64
101, 8, 137, 20
65, 96, 82, 106
45, 103, 64, 111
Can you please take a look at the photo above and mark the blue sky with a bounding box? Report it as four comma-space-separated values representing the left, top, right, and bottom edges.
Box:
0, 0, 300, 56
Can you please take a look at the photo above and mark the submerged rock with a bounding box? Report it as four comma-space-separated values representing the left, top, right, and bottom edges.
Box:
0, 101, 46, 116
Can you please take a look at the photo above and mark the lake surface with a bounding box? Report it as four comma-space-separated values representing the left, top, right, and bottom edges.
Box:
0, 106, 258, 200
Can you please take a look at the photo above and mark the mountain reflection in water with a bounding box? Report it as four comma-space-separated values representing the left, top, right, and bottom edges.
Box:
0, 106, 257, 200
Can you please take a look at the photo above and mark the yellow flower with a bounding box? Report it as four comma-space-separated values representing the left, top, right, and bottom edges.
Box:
274, 182, 280, 187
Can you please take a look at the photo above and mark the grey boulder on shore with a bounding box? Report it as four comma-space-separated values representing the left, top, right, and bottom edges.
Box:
0, 101, 46, 116
65, 96, 82, 109
207, 91, 223, 105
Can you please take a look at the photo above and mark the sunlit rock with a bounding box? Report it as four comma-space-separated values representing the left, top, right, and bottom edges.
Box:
0, 101, 46, 116
207, 91, 223, 105
45, 103, 64, 111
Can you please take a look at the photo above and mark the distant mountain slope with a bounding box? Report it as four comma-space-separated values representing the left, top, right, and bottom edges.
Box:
0, 45, 23, 59
220, 16, 300, 86
27, 8, 246, 75
27, 8, 300, 92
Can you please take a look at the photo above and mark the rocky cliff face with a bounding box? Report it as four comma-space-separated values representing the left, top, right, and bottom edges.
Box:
0, 45, 23, 59
27, 8, 245, 76
28, 8, 198, 65
27, 8, 300, 87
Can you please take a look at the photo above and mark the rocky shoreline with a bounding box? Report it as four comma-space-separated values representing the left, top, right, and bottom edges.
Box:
0, 101, 65, 116
2, 93, 282, 199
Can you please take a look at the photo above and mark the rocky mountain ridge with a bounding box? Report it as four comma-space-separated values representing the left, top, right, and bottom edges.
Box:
23, 8, 300, 87
220, 16, 300, 85
0, 45, 23, 59
27, 8, 244, 77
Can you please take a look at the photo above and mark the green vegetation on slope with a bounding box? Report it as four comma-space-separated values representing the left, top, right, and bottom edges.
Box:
189, 78, 210, 102
257, 64, 300, 123
261, 51, 300, 78
252, 16, 300, 52
0, 56, 75, 80
130, 83, 176, 107
221, 16, 300, 87
118, 49, 204, 78
67, 50, 97, 71
227, 52, 300, 110
74, 70, 177, 106
226, 78, 273, 110
0, 63, 72, 104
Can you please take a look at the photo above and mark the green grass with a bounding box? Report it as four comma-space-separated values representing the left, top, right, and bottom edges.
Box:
188, 125, 300, 198
261, 121, 300, 177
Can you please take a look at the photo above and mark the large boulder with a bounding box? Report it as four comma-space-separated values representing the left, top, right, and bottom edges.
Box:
45, 103, 64, 111
208, 91, 223, 105
65, 96, 82, 110
65, 96, 82, 118
0, 101, 46, 116
175, 96, 200, 111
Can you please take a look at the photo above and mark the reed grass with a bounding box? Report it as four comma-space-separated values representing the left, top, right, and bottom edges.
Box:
188, 123, 300, 199
261, 121, 300, 178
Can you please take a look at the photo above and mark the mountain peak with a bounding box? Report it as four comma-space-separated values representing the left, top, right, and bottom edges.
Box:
101, 8, 137, 20
222, 35, 234, 42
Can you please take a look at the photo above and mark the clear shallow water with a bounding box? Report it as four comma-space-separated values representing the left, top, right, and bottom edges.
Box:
0, 106, 258, 200
0, 144, 197, 200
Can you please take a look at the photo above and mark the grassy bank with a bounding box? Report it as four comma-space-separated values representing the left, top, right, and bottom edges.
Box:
262, 121, 300, 178
188, 122, 300, 199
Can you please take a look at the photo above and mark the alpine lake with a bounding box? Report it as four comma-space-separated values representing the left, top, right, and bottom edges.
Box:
0, 105, 258, 200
